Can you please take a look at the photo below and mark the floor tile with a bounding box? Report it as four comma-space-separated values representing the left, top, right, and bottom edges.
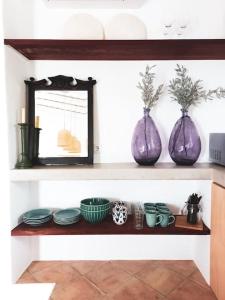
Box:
167, 279, 217, 300
108, 277, 165, 300
69, 260, 106, 275
32, 263, 80, 284
18, 260, 216, 300
51, 277, 104, 300
135, 265, 185, 296
28, 261, 62, 274
85, 261, 131, 294
154, 260, 197, 277
189, 269, 210, 289
17, 270, 38, 284
110, 260, 154, 275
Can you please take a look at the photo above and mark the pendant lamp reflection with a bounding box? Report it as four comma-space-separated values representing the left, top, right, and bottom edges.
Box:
57, 129, 72, 147
57, 107, 71, 147
62, 108, 81, 154
67, 136, 81, 153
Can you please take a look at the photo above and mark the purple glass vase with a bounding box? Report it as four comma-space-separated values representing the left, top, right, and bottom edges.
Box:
131, 108, 162, 165
168, 109, 201, 165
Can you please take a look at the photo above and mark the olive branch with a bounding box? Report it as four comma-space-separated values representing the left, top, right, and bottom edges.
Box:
169, 64, 225, 110
137, 65, 164, 109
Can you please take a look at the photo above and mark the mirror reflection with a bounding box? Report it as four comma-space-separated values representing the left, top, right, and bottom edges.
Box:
35, 90, 88, 158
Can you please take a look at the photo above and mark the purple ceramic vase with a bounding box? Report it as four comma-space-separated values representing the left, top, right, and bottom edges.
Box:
131, 108, 162, 165
168, 109, 201, 165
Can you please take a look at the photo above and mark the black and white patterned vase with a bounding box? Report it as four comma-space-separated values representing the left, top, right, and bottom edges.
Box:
112, 204, 128, 225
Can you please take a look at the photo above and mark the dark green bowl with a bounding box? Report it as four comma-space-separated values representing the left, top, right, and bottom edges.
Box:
80, 198, 110, 212
81, 207, 109, 224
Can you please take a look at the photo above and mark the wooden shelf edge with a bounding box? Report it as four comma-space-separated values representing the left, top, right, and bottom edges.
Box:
5, 39, 225, 60
11, 215, 210, 237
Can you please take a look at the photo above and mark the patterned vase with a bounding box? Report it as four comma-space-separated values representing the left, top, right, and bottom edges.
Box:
168, 109, 201, 165
131, 108, 162, 165
112, 206, 128, 225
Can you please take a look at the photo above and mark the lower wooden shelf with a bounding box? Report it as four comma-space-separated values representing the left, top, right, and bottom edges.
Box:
11, 215, 210, 236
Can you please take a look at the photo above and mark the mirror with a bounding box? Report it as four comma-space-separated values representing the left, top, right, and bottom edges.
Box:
25, 75, 96, 165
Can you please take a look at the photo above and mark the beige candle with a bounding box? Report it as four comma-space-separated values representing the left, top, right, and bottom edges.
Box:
35, 116, 40, 128
21, 107, 26, 123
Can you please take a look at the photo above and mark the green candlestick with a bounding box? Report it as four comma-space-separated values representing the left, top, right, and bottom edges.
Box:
15, 123, 32, 169
33, 127, 41, 164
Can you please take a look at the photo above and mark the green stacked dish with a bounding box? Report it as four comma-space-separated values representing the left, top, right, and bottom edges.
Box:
53, 208, 81, 225
80, 198, 110, 224
22, 208, 52, 226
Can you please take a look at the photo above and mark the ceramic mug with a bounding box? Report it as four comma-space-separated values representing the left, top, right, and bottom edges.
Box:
155, 203, 167, 208
157, 207, 170, 213
158, 211, 175, 227
145, 210, 163, 228
144, 202, 156, 209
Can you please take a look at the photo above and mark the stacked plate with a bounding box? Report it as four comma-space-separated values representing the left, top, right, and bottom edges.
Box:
53, 208, 81, 225
22, 208, 52, 226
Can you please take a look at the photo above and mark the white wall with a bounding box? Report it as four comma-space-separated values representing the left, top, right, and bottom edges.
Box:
0, 0, 13, 291
4, 48, 35, 168
3, 0, 225, 165
3, 0, 35, 38
35, 60, 225, 164
4, 0, 225, 39
36, 180, 211, 224
4, 55, 225, 165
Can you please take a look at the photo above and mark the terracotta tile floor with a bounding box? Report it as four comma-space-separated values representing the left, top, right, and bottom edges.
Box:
17, 260, 217, 300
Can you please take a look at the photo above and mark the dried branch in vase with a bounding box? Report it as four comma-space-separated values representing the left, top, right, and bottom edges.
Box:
137, 65, 164, 109
168, 64, 225, 111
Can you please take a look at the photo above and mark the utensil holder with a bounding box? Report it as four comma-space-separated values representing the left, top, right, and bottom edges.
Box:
187, 203, 200, 224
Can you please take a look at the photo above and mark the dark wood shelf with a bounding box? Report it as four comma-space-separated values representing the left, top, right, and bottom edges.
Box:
4, 39, 225, 60
11, 215, 210, 236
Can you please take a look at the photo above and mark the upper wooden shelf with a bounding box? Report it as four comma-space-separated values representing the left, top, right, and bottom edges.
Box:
4, 39, 225, 60
10, 163, 214, 181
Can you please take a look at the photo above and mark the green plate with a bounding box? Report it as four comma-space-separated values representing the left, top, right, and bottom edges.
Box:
23, 208, 52, 220
53, 208, 80, 220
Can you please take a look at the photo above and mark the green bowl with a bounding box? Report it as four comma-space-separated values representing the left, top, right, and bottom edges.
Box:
81, 207, 109, 224
80, 198, 110, 212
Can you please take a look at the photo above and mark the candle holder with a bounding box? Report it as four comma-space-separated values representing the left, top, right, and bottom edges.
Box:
32, 127, 42, 164
15, 123, 32, 169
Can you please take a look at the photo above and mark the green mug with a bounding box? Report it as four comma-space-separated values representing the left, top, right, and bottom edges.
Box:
144, 203, 156, 209
145, 206, 157, 212
157, 207, 171, 213
145, 210, 163, 228
159, 211, 175, 227
155, 203, 167, 208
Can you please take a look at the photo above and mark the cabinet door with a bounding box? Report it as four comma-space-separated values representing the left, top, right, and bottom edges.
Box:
211, 183, 225, 300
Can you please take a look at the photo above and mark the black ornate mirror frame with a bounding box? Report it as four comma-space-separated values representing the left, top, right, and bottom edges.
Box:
25, 75, 96, 165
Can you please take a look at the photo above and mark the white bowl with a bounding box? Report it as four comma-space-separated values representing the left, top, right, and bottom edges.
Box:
105, 14, 147, 40
63, 14, 104, 40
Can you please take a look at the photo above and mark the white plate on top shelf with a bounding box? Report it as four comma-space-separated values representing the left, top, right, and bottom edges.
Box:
105, 14, 147, 40
62, 14, 104, 40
